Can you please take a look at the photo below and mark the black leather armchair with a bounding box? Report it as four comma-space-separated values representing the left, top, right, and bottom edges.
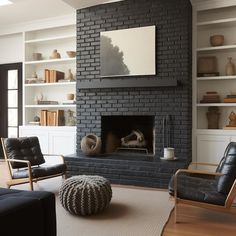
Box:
169, 142, 236, 223
1, 136, 67, 190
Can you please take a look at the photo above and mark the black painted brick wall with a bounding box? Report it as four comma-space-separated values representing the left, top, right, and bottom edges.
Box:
70, 0, 192, 188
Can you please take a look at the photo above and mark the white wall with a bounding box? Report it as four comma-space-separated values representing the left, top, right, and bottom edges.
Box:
0, 33, 23, 64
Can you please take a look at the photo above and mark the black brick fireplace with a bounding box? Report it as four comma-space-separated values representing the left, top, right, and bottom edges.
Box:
65, 0, 192, 188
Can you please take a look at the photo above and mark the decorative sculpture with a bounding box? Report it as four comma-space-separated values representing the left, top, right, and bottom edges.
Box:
226, 111, 236, 127
81, 134, 102, 156
121, 130, 146, 147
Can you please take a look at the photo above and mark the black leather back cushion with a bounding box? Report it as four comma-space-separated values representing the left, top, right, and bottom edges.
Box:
3, 137, 45, 169
216, 142, 236, 195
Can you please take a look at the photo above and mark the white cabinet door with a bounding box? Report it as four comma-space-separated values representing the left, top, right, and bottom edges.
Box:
49, 130, 76, 155
19, 127, 49, 154
196, 135, 230, 165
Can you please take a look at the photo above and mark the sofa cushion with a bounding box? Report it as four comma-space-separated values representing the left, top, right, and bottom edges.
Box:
12, 163, 67, 179
0, 188, 56, 236
216, 142, 236, 195
168, 173, 226, 206
3, 137, 45, 169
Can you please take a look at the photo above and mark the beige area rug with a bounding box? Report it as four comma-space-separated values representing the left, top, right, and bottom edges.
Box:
9, 178, 173, 236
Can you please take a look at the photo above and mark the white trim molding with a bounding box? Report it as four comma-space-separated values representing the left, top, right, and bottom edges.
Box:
191, 0, 236, 10
0, 13, 76, 36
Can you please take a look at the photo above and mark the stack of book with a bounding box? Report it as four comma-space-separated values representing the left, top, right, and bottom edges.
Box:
25, 78, 45, 84
200, 91, 221, 103
37, 100, 59, 105
44, 69, 64, 83
224, 95, 236, 103
40, 110, 64, 126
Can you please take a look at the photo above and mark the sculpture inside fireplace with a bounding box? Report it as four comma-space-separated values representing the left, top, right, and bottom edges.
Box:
121, 130, 146, 148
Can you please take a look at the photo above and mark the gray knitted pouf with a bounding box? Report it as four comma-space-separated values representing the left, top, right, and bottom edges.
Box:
59, 175, 112, 216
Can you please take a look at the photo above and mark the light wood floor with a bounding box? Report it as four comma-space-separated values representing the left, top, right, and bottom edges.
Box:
0, 161, 236, 236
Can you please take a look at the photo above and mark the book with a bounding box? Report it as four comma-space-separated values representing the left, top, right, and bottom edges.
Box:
44, 69, 50, 83
40, 110, 47, 126
56, 110, 64, 126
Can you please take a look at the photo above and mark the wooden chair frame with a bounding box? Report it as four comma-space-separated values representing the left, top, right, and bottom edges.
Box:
173, 162, 236, 223
1, 138, 66, 191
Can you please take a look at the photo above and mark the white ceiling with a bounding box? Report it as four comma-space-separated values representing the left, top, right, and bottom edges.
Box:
0, 0, 120, 27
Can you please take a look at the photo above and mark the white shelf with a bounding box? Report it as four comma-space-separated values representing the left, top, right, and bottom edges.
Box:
196, 129, 236, 135
197, 44, 236, 52
197, 17, 236, 27
25, 57, 76, 65
25, 82, 76, 87
25, 104, 76, 108
197, 76, 236, 80
25, 34, 76, 44
197, 103, 236, 107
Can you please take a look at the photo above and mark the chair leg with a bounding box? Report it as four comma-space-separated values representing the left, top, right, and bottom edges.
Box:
175, 202, 178, 223
29, 180, 34, 191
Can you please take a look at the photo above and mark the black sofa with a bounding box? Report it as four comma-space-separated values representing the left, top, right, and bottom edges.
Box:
0, 188, 56, 236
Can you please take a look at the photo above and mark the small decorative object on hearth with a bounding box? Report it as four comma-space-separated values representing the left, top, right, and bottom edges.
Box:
206, 106, 220, 129
81, 134, 102, 156
49, 49, 61, 59
121, 129, 146, 148
210, 35, 224, 47
225, 57, 235, 76
59, 175, 112, 216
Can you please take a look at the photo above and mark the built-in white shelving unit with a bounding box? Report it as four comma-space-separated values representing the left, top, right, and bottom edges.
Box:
20, 23, 77, 155
193, 2, 236, 164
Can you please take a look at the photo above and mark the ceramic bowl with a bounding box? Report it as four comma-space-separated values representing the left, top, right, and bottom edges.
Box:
210, 35, 224, 47
66, 51, 76, 58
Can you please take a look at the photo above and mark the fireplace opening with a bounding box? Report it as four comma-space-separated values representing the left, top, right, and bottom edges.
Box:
101, 116, 155, 155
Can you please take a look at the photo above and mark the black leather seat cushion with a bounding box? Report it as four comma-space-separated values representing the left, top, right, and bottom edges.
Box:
216, 143, 236, 195
168, 173, 226, 206
3, 137, 45, 169
12, 163, 67, 179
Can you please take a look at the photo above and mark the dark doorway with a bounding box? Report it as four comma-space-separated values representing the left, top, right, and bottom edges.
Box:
0, 63, 22, 158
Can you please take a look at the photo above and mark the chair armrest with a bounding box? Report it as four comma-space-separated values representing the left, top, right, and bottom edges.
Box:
175, 169, 223, 177
173, 169, 223, 201
6, 159, 30, 164
6, 159, 32, 180
43, 154, 65, 163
